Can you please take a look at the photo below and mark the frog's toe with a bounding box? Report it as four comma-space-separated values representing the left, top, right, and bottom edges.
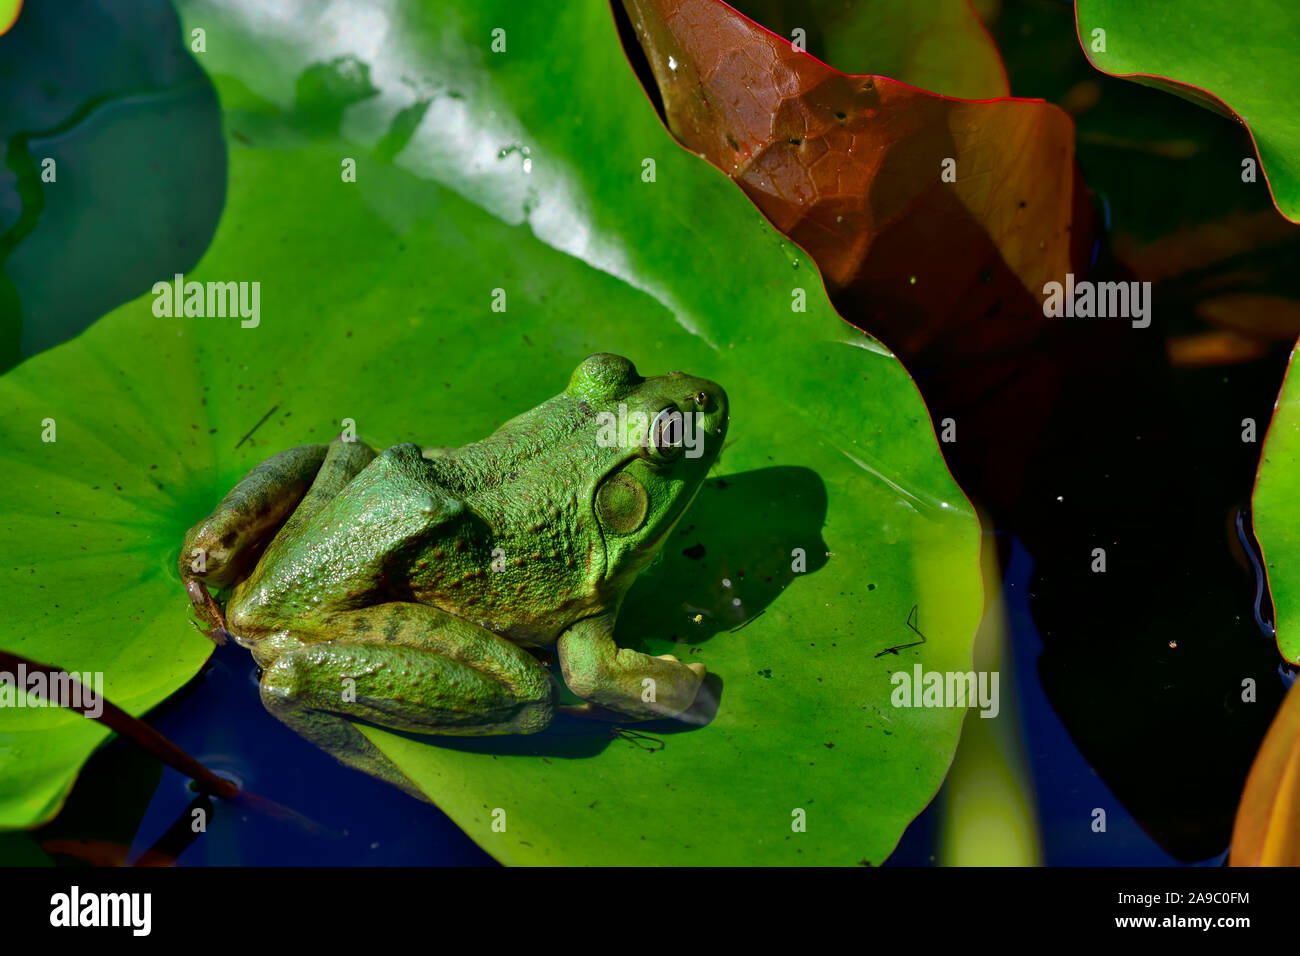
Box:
687, 662, 707, 678
189, 618, 231, 645
558, 700, 629, 721
654, 653, 681, 663
184, 577, 228, 632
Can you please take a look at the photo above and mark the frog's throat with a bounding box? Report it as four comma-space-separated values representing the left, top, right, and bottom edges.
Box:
604, 473, 709, 588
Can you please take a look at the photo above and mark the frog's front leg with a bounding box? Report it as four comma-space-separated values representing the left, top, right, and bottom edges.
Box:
557, 615, 706, 721
258, 603, 555, 799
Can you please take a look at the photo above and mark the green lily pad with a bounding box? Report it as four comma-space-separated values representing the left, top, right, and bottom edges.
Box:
0, 0, 981, 864
1253, 343, 1300, 663
722, 0, 1009, 99
1076, 0, 1300, 223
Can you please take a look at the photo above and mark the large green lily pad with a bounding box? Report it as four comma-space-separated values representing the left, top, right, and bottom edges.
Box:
0, 0, 981, 864
1076, 0, 1300, 223
1253, 342, 1300, 663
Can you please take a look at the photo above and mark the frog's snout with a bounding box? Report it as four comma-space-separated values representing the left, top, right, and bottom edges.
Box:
689, 379, 728, 450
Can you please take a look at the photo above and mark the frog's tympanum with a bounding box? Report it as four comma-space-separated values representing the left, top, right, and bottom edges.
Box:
179, 354, 728, 797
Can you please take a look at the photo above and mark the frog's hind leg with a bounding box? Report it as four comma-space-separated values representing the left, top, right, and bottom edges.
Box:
275, 437, 377, 537
258, 603, 556, 799
180, 438, 377, 637
180, 444, 329, 634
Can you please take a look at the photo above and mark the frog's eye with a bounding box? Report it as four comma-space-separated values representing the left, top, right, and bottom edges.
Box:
645, 407, 684, 462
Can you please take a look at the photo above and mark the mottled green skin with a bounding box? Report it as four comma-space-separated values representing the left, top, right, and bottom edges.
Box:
178, 354, 728, 797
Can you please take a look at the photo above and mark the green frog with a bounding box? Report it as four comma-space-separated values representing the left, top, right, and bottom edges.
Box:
179, 354, 728, 798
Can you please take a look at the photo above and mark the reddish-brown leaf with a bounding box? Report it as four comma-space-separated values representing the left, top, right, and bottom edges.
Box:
622, 0, 1083, 349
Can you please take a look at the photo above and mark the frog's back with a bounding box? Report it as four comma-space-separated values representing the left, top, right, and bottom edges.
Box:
227, 443, 461, 635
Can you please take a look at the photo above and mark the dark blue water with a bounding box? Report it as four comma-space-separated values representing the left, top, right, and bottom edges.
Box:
888, 536, 1226, 867
129, 642, 496, 866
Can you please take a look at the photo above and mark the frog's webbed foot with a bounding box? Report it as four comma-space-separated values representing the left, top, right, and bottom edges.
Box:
557, 616, 707, 722
185, 581, 230, 644
255, 604, 556, 798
